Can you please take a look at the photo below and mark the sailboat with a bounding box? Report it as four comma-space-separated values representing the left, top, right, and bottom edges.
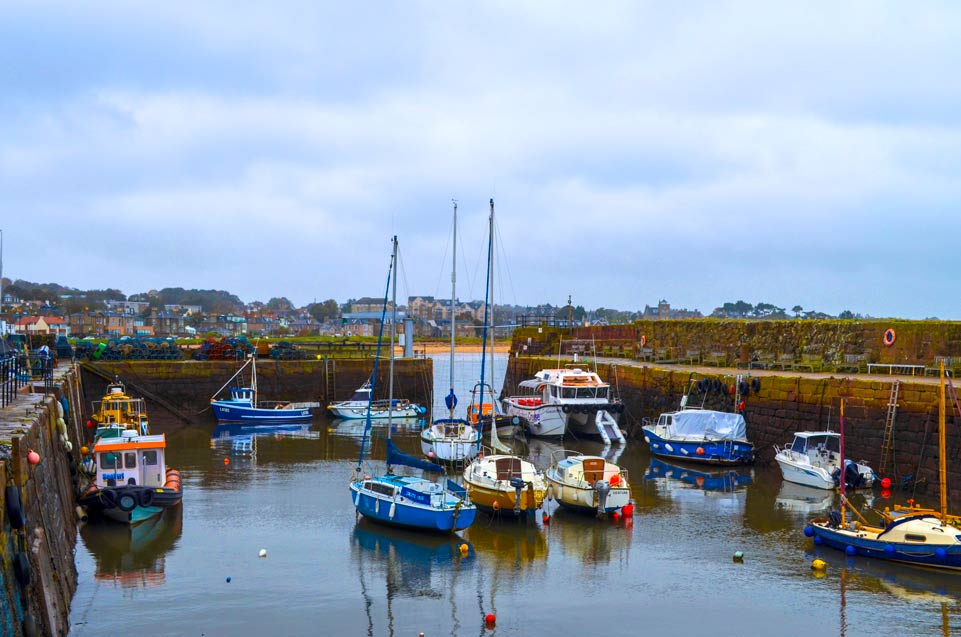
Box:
807, 362, 961, 569
210, 356, 317, 423
420, 201, 481, 464
464, 199, 548, 515
349, 236, 477, 532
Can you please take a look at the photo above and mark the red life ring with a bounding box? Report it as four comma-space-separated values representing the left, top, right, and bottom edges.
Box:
640, 335, 647, 347
883, 328, 896, 347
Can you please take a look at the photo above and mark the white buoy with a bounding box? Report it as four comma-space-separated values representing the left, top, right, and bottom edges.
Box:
259, 548, 267, 558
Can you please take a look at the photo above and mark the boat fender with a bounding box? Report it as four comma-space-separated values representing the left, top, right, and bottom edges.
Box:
751, 378, 761, 393
512, 416, 520, 426
117, 492, 137, 512
738, 381, 749, 396
13, 552, 30, 586
5, 485, 26, 529
562, 405, 570, 414
640, 335, 647, 347
139, 488, 154, 507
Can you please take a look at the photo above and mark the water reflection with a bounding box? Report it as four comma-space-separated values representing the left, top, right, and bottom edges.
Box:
79, 506, 183, 591
545, 506, 633, 567
464, 518, 548, 572
645, 456, 753, 492
775, 481, 835, 516
352, 520, 475, 636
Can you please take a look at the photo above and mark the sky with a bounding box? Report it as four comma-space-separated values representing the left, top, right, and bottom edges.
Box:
1, 1, 960, 319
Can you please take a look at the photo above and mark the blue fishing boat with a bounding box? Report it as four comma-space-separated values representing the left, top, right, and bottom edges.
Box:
210, 356, 318, 423
349, 235, 476, 533
642, 401, 754, 465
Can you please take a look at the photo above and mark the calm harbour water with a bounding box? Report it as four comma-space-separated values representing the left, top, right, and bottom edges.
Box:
69, 355, 961, 636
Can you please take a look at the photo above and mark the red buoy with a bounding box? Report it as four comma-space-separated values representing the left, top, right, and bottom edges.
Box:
729, 385, 736, 395
621, 503, 634, 517
696, 447, 705, 456
881, 477, 892, 489
86, 420, 94, 429
542, 513, 550, 525
224, 457, 230, 466
27, 450, 41, 465
485, 613, 496, 626
737, 401, 746, 411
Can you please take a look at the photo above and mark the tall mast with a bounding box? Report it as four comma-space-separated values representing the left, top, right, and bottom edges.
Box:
251, 355, 258, 408
449, 200, 457, 420
839, 399, 846, 526
940, 360, 947, 522
387, 236, 398, 440
477, 199, 494, 452
488, 199, 496, 415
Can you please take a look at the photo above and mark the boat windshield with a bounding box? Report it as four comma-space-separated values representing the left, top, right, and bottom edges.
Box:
560, 387, 609, 399
808, 435, 840, 453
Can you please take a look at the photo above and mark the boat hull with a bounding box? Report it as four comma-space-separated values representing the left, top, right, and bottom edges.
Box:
545, 474, 631, 514
503, 404, 566, 438
212, 402, 312, 423
420, 436, 479, 463
643, 427, 754, 465
810, 522, 961, 570
79, 485, 182, 526
349, 482, 476, 532
465, 480, 546, 515
329, 404, 423, 420
775, 450, 874, 490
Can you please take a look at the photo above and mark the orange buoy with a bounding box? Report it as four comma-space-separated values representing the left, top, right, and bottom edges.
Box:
696, 447, 705, 456
224, 457, 230, 465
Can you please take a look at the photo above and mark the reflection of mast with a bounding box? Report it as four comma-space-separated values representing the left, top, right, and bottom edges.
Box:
839, 567, 847, 637
942, 602, 950, 637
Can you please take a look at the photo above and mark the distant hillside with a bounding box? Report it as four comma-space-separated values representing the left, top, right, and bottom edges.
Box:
129, 288, 244, 314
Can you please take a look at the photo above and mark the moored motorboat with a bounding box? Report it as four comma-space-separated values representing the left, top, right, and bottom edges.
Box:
328, 379, 426, 420
78, 429, 183, 525
642, 397, 754, 465
545, 451, 631, 517
464, 454, 548, 515
775, 431, 874, 490
502, 365, 626, 444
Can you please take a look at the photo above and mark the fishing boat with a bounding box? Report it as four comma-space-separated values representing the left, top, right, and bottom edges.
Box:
328, 379, 426, 420
464, 200, 548, 515
210, 355, 319, 423
89, 378, 150, 436
642, 380, 754, 465
807, 364, 961, 570
544, 450, 632, 517
775, 431, 875, 490
420, 201, 480, 463
78, 429, 183, 525
502, 364, 626, 444
349, 235, 477, 533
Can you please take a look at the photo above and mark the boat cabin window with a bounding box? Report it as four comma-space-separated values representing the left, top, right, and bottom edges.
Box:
791, 438, 806, 453
562, 387, 576, 399
904, 534, 927, 543
363, 481, 397, 497
124, 452, 137, 469
142, 450, 159, 466
657, 415, 668, 427
100, 453, 121, 470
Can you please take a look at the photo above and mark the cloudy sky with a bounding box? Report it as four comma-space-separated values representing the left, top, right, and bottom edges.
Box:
2, 2, 959, 318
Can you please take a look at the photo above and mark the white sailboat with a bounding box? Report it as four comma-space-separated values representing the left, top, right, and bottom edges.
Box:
421, 201, 481, 463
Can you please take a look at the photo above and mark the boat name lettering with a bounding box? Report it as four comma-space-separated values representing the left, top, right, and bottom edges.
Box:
102, 472, 125, 481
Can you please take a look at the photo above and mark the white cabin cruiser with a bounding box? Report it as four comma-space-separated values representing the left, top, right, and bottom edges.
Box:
502, 367, 626, 444
775, 431, 874, 490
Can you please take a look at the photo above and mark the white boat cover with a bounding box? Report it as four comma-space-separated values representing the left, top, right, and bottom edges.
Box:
670, 410, 747, 441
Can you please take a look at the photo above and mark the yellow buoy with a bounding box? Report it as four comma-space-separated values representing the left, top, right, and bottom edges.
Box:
811, 559, 827, 571
459, 543, 469, 555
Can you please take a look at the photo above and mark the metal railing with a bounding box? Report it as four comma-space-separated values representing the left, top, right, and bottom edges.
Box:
0, 354, 27, 408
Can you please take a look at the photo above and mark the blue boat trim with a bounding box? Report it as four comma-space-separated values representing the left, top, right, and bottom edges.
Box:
643, 428, 754, 466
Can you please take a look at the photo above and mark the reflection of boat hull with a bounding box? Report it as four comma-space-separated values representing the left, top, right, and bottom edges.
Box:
349, 479, 477, 532
776, 481, 834, 514
646, 457, 752, 491
81, 506, 183, 589
643, 427, 754, 465
213, 422, 311, 439
211, 402, 313, 423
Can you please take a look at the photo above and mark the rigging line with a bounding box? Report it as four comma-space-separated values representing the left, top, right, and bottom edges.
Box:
492, 217, 519, 307
396, 244, 411, 306
432, 212, 455, 301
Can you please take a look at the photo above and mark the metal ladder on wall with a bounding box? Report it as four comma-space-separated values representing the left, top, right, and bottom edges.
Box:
878, 380, 900, 476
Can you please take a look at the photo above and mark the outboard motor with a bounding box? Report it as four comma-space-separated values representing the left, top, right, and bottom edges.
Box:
844, 459, 862, 489
594, 479, 611, 519
510, 477, 526, 514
